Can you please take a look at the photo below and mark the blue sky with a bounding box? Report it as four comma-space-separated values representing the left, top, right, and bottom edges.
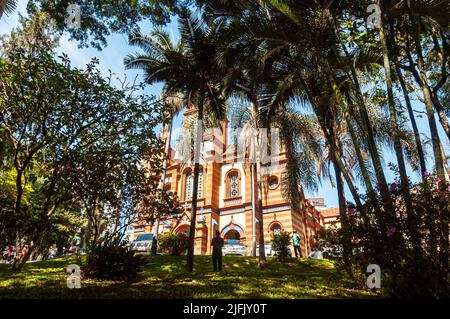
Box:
1, 1, 448, 208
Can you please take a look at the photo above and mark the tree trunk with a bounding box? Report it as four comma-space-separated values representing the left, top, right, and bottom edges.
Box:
344, 107, 378, 216
340, 44, 393, 212
12, 239, 35, 273
82, 216, 91, 252
250, 163, 257, 257
430, 92, 450, 142
252, 97, 267, 269
380, 16, 422, 254
255, 159, 267, 268
186, 99, 204, 272
395, 65, 427, 177
333, 157, 354, 280
410, 15, 446, 183
299, 76, 362, 209
379, 20, 411, 196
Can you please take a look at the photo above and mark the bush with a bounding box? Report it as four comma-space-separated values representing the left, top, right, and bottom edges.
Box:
83, 246, 145, 280
158, 232, 188, 256
271, 231, 291, 262
318, 172, 449, 297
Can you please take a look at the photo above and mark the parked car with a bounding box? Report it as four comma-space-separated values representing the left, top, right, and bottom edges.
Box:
256, 243, 292, 257
308, 245, 344, 259
222, 239, 246, 256
130, 233, 153, 252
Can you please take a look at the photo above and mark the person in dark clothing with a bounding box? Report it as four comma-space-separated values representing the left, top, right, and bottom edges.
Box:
211, 230, 224, 271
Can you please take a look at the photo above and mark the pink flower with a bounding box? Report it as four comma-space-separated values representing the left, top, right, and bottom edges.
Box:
437, 177, 442, 184
386, 227, 396, 237
389, 182, 398, 192
422, 171, 429, 177
348, 207, 356, 215
375, 182, 382, 191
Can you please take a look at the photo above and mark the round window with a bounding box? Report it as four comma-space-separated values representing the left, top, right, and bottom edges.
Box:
268, 176, 279, 189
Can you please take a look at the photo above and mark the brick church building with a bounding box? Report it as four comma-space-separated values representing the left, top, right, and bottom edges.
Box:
132, 107, 331, 257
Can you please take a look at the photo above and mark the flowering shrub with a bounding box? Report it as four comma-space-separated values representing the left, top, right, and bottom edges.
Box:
316, 173, 449, 297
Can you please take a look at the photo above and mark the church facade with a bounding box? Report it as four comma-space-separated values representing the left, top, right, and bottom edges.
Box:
133, 109, 328, 257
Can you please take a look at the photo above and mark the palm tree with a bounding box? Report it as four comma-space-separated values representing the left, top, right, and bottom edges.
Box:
0, 0, 16, 20
214, 8, 289, 267
125, 9, 227, 271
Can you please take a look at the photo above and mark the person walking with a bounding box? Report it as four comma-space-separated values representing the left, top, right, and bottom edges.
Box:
292, 230, 302, 258
211, 230, 224, 272
70, 233, 81, 255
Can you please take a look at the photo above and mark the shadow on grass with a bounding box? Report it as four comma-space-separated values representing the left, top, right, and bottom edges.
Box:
0, 255, 382, 299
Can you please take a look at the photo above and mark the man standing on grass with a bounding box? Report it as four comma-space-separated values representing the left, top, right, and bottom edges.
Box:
292, 230, 302, 258
211, 230, 224, 271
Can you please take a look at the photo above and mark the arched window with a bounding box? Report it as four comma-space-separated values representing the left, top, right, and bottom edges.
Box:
224, 229, 240, 240
185, 169, 203, 200
226, 170, 240, 198
185, 172, 193, 200
198, 169, 204, 198
269, 223, 282, 239
176, 224, 190, 235
221, 221, 245, 243
272, 224, 282, 236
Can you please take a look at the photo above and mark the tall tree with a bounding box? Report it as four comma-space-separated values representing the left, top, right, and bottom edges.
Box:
0, 14, 162, 271
125, 10, 227, 271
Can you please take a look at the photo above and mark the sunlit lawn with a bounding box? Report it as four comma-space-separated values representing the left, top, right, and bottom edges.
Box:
0, 255, 382, 299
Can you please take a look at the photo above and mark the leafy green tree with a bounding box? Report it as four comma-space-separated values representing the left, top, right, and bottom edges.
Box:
27, 0, 191, 49
0, 14, 163, 272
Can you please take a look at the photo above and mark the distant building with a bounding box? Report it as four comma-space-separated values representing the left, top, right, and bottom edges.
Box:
308, 198, 340, 229
319, 208, 341, 229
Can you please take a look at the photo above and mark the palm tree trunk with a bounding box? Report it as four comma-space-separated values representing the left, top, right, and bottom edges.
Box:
404, 36, 448, 280
255, 158, 267, 268
344, 108, 377, 208
409, 15, 446, 182
340, 44, 394, 212
380, 21, 413, 193
332, 157, 354, 280
379, 19, 411, 191
380, 16, 422, 254
430, 92, 450, 142
186, 98, 204, 272
252, 97, 267, 268
299, 77, 363, 209
251, 163, 257, 257
395, 65, 427, 177
328, 69, 376, 216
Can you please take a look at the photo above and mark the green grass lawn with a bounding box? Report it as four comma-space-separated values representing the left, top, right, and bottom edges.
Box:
0, 255, 382, 299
